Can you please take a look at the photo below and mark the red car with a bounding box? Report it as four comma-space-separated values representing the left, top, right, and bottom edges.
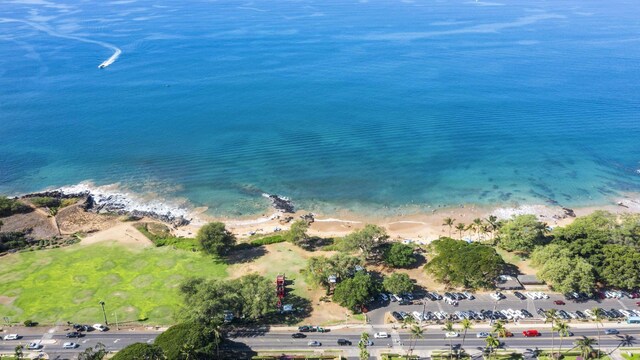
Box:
523, 330, 540, 337
554, 300, 566, 305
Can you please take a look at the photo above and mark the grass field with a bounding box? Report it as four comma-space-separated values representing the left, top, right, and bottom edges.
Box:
0, 242, 227, 325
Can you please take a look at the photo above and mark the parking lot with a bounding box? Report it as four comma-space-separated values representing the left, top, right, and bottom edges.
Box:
367, 290, 640, 325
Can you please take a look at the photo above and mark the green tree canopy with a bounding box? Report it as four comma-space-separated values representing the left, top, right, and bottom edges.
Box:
112, 343, 165, 360
383, 243, 417, 268
425, 237, 505, 289
305, 253, 364, 289
154, 323, 220, 360
343, 224, 389, 259
538, 255, 595, 294
599, 244, 640, 289
196, 222, 236, 256
333, 272, 378, 310
285, 219, 310, 246
497, 215, 548, 254
382, 273, 414, 295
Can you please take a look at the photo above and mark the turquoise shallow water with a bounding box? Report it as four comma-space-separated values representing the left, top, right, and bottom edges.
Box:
1, 0, 639, 216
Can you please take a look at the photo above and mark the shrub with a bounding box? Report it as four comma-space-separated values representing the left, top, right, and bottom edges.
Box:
29, 196, 61, 208
250, 235, 285, 246
24, 319, 37, 327
0, 196, 32, 217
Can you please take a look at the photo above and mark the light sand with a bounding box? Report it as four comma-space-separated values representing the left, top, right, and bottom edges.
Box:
80, 222, 152, 248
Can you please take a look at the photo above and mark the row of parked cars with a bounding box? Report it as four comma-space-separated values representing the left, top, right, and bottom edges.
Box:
538, 307, 640, 320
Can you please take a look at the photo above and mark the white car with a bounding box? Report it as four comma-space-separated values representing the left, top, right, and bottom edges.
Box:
26, 342, 42, 350
490, 293, 502, 301
374, 332, 389, 339
3, 334, 20, 340
93, 324, 108, 332
63, 342, 78, 349
476, 332, 490, 338
379, 293, 389, 301
463, 292, 475, 300
445, 332, 460, 338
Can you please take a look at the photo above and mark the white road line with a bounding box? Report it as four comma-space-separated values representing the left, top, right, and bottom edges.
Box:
114, 339, 120, 343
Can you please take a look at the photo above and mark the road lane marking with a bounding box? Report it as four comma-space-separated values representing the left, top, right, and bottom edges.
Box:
114, 339, 120, 343
146, 339, 153, 344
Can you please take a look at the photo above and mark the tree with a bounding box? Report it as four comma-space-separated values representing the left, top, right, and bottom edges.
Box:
409, 325, 424, 357
305, 253, 364, 289
575, 336, 597, 359
599, 245, 640, 289
442, 321, 456, 359
332, 272, 378, 310
555, 321, 570, 356
197, 222, 235, 256
492, 321, 509, 338
443, 217, 456, 238
472, 218, 483, 240
545, 309, 558, 358
538, 255, 595, 294
155, 323, 220, 360
455, 223, 466, 239
425, 238, 505, 289
459, 318, 473, 358
236, 274, 279, 320
285, 219, 309, 246
0, 196, 31, 217
14, 345, 23, 360
592, 307, 603, 356
402, 315, 416, 329
359, 332, 370, 360
496, 214, 548, 254
485, 334, 500, 360
383, 242, 417, 268
78, 343, 107, 360
112, 343, 165, 360
343, 224, 388, 259
382, 273, 414, 295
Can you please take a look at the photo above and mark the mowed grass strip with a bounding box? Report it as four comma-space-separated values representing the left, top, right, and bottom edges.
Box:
0, 242, 226, 325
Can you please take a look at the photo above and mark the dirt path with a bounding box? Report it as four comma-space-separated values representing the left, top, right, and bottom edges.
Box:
80, 222, 153, 248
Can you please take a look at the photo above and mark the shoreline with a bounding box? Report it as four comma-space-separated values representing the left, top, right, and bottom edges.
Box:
14, 182, 640, 241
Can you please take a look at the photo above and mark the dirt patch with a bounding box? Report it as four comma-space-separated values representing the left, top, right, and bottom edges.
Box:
0, 295, 16, 306
56, 204, 119, 234
80, 222, 152, 248
0, 210, 58, 239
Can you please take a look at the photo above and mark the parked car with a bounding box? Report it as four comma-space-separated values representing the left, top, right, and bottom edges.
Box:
3, 334, 20, 340
374, 332, 389, 339
604, 329, 619, 335
307, 341, 322, 347
292, 333, 306, 338
337, 339, 352, 346
523, 330, 540, 337
392, 311, 403, 321
92, 324, 108, 332
445, 332, 460, 338
298, 326, 312, 332
62, 342, 78, 349
66, 332, 84, 338
514, 292, 526, 300
463, 292, 475, 300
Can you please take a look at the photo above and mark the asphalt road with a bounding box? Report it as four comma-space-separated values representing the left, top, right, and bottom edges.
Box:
2, 326, 639, 359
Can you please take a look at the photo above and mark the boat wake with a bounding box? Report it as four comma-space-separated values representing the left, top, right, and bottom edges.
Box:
0, 17, 122, 69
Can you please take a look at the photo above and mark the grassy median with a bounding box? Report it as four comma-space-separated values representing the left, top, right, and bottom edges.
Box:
0, 242, 227, 325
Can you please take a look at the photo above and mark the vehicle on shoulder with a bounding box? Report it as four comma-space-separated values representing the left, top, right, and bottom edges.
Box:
3, 334, 20, 340
66, 332, 84, 338
92, 324, 108, 332
307, 341, 322, 347
554, 300, 566, 305
523, 330, 540, 337
298, 325, 312, 332
314, 326, 328, 333
374, 332, 389, 339
604, 329, 619, 335
62, 342, 78, 349
292, 332, 306, 338
337, 339, 352, 346
26, 342, 42, 350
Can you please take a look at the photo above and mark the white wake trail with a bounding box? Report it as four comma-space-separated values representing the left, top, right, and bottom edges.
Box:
0, 17, 122, 69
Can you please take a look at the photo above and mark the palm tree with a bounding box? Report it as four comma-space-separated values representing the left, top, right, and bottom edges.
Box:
402, 315, 416, 329
455, 223, 466, 240
592, 307, 603, 357
545, 309, 558, 357
359, 332, 370, 360
492, 320, 509, 338
554, 321, 570, 358
485, 334, 500, 360
409, 324, 424, 357
575, 336, 597, 359
459, 318, 473, 359
443, 320, 456, 359
472, 218, 483, 240
443, 217, 456, 238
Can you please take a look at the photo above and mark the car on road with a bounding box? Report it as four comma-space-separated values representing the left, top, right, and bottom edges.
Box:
604, 329, 619, 335
291, 333, 306, 338
3, 334, 20, 340
359, 339, 374, 346
93, 324, 108, 332
307, 341, 321, 347
62, 342, 78, 349
374, 332, 389, 339
523, 330, 540, 337
26, 342, 42, 350
66, 332, 84, 338
554, 300, 566, 305
476, 332, 490, 338
337, 339, 352, 346
445, 332, 460, 338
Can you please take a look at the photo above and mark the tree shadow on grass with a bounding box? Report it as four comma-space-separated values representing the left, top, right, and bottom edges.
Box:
224, 245, 267, 265
219, 338, 258, 360
300, 236, 334, 251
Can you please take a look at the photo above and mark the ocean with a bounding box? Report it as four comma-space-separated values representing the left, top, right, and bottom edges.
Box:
1, 0, 639, 217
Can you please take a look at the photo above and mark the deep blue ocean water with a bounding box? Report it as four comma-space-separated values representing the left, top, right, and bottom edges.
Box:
1, 0, 639, 216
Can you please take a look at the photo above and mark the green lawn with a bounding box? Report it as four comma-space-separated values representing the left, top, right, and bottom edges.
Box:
0, 242, 227, 325
622, 354, 640, 360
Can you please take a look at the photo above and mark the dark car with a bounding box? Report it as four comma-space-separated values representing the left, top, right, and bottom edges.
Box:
554, 300, 566, 305
292, 333, 307, 338
521, 309, 533, 318
514, 292, 526, 300
66, 332, 84, 338
399, 299, 411, 305
575, 311, 586, 319
392, 311, 403, 321
298, 326, 312, 332
337, 339, 352, 346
